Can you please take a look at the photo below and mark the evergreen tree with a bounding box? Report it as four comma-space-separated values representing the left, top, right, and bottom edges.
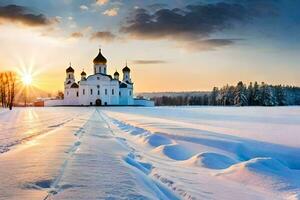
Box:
252, 81, 260, 105
275, 85, 286, 106
210, 87, 219, 105
234, 81, 248, 106
247, 82, 254, 105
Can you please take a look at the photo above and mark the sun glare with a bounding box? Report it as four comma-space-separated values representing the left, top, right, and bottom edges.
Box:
22, 73, 32, 85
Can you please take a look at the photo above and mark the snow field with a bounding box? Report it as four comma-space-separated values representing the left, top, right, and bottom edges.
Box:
102, 106, 300, 200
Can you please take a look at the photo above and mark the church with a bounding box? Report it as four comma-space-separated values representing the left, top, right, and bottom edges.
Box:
63, 49, 135, 106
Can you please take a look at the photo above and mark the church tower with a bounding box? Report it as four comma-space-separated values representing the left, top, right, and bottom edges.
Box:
81, 70, 86, 81
122, 64, 131, 83
114, 71, 119, 80
93, 49, 107, 74
65, 63, 75, 87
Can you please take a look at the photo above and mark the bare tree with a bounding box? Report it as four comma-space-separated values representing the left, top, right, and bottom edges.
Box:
0, 71, 16, 110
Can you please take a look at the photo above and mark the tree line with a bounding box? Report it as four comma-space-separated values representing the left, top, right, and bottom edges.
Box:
0, 72, 16, 110
152, 81, 300, 106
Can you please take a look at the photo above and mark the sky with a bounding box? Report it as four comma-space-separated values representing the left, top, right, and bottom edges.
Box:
0, 0, 299, 93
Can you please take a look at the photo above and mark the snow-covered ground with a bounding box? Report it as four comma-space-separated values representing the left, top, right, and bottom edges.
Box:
0, 107, 299, 200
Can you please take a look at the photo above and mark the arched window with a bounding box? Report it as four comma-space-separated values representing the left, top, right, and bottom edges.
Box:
105, 89, 107, 95
83, 89, 85, 95
76, 91, 79, 97
68, 74, 71, 79
98, 90, 100, 95
90, 89, 93, 95
112, 89, 114, 95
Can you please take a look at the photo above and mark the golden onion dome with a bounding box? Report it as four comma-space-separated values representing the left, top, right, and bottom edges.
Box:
93, 49, 107, 65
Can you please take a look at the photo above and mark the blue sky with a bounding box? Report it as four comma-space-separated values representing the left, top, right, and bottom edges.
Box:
0, 0, 299, 92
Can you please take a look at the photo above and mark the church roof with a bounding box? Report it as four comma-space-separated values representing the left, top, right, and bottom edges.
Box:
93, 49, 107, 65
86, 73, 113, 80
66, 66, 74, 73
81, 71, 86, 76
120, 82, 127, 88
70, 82, 79, 88
122, 66, 130, 72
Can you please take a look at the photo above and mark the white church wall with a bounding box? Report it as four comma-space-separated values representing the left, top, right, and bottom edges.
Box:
64, 88, 79, 105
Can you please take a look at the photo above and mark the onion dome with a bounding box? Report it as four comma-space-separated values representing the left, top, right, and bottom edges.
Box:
114, 71, 119, 76
122, 66, 130, 73
81, 70, 86, 76
93, 49, 107, 65
66, 66, 74, 73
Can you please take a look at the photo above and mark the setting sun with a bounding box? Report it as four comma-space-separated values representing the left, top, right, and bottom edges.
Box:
22, 73, 32, 85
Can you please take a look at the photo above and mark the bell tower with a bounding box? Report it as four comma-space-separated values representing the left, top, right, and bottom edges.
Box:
93, 49, 107, 74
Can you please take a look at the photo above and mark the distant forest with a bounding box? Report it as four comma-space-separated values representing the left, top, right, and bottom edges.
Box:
151, 82, 300, 106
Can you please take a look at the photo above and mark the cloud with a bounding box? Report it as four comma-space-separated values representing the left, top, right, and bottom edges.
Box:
0, 4, 58, 27
80, 5, 89, 11
121, 1, 278, 50
147, 3, 168, 11
90, 31, 116, 42
132, 60, 167, 65
70, 31, 83, 38
178, 38, 240, 51
96, 0, 109, 6
103, 7, 119, 16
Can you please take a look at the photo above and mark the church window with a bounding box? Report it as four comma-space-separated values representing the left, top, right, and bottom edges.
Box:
67, 91, 69, 96
104, 102, 107, 106
83, 89, 85, 95
90, 102, 93, 106
99, 67, 101, 73
68, 74, 71, 79
112, 89, 114, 95
97, 77, 100, 80
97, 85, 100, 88
90, 89, 93, 95
98, 90, 100, 95
105, 89, 107, 95
119, 91, 121, 96
76, 91, 79, 97
129, 90, 132, 96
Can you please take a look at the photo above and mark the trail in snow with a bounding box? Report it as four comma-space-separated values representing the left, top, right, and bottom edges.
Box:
47, 109, 178, 200
0, 108, 179, 200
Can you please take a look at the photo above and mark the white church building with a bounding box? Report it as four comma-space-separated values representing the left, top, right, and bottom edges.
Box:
45, 49, 154, 107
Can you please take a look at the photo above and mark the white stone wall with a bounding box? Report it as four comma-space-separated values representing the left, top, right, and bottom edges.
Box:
134, 99, 155, 107
45, 99, 64, 107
